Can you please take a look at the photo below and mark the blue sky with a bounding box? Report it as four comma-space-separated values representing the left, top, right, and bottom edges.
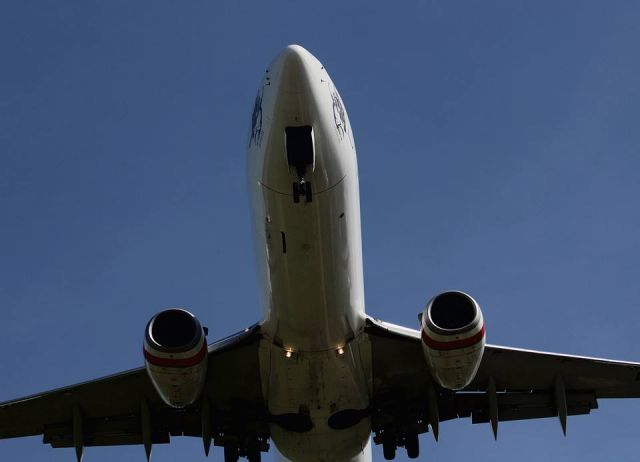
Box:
2, 1, 640, 461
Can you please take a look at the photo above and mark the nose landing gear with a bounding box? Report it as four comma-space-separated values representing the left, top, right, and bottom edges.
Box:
292, 180, 312, 204
285, 125, 314, 204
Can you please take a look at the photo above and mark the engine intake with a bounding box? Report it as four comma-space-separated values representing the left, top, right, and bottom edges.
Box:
144, 309, 208, 407
430, 292, 478, 329
420, 291, 485, 390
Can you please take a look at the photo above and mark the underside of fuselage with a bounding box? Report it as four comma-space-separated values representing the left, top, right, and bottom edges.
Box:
247, 45, 372, 461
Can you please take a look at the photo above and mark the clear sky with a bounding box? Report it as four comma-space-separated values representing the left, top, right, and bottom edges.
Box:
2, 1, 640, 461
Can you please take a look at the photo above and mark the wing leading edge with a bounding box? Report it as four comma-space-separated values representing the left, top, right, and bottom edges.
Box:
4, 317, 639, 455
0, 325, 268, 456
365, 316, 640, 441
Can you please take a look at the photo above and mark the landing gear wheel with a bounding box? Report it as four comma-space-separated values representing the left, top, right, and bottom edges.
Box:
405, 431, 419, 459
292, 182, 300, 203
382, 436, 396, 460
247, 447, 261, 462
224, 445, 239, 462
305, 181, 312, 203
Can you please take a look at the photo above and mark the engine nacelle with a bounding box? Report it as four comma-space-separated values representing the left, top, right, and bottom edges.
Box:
143, 308, 208, 408
420, 291, 485, 390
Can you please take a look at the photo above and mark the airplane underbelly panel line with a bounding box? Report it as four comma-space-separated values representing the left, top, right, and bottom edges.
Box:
259, 174, 346, 197
258, 326, 360, 354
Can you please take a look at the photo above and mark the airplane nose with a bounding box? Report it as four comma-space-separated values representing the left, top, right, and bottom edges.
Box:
271, 45, 313, 95
279, 44, 308, 64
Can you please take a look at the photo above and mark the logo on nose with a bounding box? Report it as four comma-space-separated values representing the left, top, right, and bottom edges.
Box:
250, 88, 264, 147
331, 89, 347, 140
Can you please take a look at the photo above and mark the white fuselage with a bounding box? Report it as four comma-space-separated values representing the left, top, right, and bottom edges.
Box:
247, 45, 372, 462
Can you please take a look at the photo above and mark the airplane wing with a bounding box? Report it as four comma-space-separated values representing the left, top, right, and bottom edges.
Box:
0, 325, 268, 456
365, 316, 640, 442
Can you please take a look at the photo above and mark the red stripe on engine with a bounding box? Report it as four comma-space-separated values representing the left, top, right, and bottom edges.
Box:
421, 325, 485, 351
144, 342, 207, 368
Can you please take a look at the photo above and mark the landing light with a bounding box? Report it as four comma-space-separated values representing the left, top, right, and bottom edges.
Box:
285, 349, 294, 359
337, 347, 345, 356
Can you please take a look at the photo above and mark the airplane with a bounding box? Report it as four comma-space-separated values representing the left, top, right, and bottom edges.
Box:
2, 44, 640, 462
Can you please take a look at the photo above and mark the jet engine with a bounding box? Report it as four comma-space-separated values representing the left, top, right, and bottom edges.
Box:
143, 308, 208, 408
420, 291, 485, 390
